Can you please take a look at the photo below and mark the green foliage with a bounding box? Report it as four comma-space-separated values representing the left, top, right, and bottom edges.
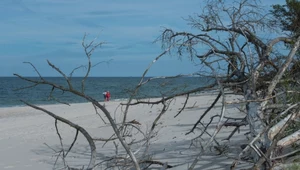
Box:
271, 0, 300, 36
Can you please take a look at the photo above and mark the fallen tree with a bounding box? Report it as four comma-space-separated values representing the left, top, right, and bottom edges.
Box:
158, 0, 300, 169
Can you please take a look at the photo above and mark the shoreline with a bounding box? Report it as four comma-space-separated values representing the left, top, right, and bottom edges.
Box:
0, 88, 222, 109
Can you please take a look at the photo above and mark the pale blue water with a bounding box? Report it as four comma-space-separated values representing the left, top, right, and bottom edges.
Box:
0, 77, 213, 107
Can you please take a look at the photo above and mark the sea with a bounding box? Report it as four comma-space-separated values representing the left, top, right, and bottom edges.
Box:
0, 77, 213, 107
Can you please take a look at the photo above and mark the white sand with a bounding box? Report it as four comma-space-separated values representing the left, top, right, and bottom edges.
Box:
0, 93, 251, 170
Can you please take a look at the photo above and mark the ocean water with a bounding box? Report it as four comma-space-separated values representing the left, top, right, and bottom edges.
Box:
0, 77, 213, 107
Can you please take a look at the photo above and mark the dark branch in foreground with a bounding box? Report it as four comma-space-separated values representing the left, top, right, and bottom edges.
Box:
121, 83, 217, 106
186, 92, 222, 135
21, 100, 96, 170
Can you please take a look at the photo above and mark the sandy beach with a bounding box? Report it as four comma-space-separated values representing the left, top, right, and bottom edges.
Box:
0, 92, 251, 170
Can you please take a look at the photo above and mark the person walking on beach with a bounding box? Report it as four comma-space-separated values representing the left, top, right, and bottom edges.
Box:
106, 91, 111, 101
103, 91, 107, 101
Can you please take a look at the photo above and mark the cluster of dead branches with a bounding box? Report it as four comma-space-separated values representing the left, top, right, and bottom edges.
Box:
157, 0, 300, 169
156, 0, 300, 169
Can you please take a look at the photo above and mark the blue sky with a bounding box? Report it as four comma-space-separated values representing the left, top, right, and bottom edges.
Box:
0, 0, 284, 77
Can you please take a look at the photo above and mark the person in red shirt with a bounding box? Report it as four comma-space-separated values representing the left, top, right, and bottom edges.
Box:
106, 91, 111, 101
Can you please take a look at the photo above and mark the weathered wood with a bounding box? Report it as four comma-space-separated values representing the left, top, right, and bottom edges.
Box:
277, 130, 300, 147
268, 114, 295, 140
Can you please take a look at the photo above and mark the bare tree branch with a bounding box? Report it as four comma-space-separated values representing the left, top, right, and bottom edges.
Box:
21, 100, 96, 170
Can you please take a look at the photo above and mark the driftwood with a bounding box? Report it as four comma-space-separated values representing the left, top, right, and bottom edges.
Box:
277, 130, 300, 147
